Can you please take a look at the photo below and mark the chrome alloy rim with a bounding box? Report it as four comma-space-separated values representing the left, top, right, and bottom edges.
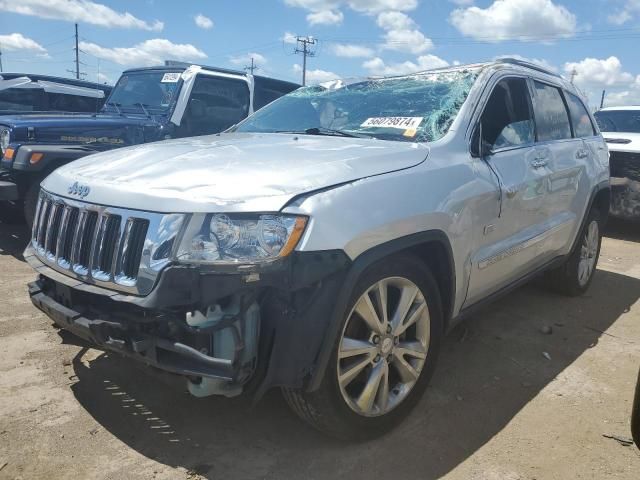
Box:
337, 277, 430, 417
578, 220, 599, 287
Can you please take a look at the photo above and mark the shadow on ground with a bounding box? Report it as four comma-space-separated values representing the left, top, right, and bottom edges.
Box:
62, 265, 640, 480
0, 220, 29, 261
605, 217, 640, 243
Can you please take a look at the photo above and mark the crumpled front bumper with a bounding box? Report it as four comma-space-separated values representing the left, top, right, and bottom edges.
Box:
28, 280, 236, 380
25, 244, 351, 398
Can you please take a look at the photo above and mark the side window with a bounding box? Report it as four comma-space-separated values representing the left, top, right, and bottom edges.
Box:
481, 77, 535, 150
565, 92, 596, 138
180, 75, 250, 136
531, 81, 572, 141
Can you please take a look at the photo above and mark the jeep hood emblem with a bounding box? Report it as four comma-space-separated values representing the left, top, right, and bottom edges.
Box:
68, 181, 90, 198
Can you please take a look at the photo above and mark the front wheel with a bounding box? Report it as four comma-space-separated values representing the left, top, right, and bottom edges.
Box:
546, 208, 602, 296
283, 255, 443, 440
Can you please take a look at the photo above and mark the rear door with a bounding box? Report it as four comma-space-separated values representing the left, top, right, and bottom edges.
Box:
529, 81, 589, 255
465, 76, 548, 305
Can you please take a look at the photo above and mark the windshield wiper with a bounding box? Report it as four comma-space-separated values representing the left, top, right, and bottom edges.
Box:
134, 102, 152, 118
105, 101, 122, 115
274, 127, 367, 138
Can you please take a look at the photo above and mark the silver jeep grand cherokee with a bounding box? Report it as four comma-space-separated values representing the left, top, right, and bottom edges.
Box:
25, 59, 610, 439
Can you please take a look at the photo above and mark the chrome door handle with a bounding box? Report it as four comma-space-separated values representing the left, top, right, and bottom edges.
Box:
531, 158, 548, 168
576, 150, 589, 159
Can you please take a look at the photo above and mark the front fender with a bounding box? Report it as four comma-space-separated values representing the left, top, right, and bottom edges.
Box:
10, 144, 98, 172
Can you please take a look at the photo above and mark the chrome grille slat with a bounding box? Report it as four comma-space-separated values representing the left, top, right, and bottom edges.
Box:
30, 191, 185, 296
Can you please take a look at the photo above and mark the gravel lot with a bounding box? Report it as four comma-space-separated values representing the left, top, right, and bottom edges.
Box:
1, 219, 639, 480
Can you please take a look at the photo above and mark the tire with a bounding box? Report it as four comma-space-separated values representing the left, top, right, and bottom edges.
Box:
282, 254, 443, 440
23, 180, 42, 230
546, 208, 602, 296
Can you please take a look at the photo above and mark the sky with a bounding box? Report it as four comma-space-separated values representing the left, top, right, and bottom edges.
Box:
0, 0, 639, 108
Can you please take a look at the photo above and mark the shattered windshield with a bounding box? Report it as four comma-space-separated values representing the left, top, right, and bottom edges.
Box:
103, 71, 181, 114
234, 70, 478, 142
594, 110, 640, 133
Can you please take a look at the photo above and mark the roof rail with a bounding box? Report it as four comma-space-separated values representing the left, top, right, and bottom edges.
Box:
496, 57, 562, 78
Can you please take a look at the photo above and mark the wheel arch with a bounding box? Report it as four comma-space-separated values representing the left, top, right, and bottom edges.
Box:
307, 229, 456, 392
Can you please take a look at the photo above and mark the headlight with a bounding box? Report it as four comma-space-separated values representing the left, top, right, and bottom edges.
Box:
176, 213, 308, 264
0, 129, 9, 152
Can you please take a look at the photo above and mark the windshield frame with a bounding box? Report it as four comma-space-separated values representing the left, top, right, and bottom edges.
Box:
101, 69, 184, 117
232, 70, 480, 143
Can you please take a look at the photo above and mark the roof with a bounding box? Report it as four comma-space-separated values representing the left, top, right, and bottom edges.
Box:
0, 72, 112, 89
598, 106, 640, 111
122, 62, 299, 88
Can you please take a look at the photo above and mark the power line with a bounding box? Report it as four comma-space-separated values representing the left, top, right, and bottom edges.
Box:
294, 36, 316, 86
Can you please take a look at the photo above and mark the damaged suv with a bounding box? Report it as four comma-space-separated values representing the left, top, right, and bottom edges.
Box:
25, 59, 609, 439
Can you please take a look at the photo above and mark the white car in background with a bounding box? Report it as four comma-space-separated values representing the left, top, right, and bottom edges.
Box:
594, 106, 640, 221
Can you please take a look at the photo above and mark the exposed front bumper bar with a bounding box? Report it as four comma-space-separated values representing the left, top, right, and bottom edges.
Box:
28, 280, 235, 381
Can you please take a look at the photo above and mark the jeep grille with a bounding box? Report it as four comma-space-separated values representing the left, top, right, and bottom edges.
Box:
31, 190, 186, 295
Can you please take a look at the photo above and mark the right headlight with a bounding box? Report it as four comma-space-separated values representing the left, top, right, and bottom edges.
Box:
175, 213, 308, 265
0, 129, 10, 152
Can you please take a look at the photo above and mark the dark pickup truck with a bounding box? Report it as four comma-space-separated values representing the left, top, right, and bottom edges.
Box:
0, 63, 299, 225
0, 73, 111, 116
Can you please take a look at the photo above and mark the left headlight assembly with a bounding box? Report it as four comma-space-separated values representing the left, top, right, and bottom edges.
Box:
176, 213, 308, 264
0, 129, 10, 152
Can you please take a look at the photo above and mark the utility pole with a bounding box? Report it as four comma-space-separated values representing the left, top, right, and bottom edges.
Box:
74, 23, 80, 79
244, 57, 258, 75
294, 36, 316, 86
600, 90, 606, 109
0, 43, 3, 73
570, 68, 577, 84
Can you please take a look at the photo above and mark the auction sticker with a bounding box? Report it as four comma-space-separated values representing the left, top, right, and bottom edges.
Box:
161, 72, 181, 83
361, 117, 423, 129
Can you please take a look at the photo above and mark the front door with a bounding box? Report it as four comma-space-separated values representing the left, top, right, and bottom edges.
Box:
466, 76, 552, 305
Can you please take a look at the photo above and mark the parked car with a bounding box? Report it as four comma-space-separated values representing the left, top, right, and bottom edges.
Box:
0, 73, 111, 116
0, 63, 299, 225
24, 59, 609, 439
594, 106, 640, 221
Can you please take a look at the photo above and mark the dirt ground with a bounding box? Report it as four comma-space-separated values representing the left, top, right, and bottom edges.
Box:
0, 219, 639, 480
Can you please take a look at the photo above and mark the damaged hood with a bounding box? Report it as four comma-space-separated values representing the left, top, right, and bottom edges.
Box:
42, 132, 429, 213
604, 132, 640, 153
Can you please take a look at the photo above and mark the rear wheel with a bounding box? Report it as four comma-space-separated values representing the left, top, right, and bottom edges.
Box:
283, 255, 443, 440
546, 208, 602, 296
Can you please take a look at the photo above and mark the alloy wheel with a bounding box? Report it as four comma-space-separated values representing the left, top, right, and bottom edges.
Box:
337, 277, 430, 417
578, 220, 599, 287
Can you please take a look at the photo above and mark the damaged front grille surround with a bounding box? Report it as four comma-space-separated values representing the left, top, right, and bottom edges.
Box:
31, 190, 186, 295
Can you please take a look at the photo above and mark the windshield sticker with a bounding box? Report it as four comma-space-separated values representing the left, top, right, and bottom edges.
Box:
361, 117, 424, 130
161, 72, 181, 83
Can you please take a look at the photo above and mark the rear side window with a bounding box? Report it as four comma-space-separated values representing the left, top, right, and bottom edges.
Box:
481, 77, 535, 150
532, 81, 572, 142
565, 92, 596, 137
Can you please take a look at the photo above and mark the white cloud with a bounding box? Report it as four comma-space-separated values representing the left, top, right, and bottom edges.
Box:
194, 14, 213, 30
608, 0, 640, 25
0, 0, 163, 31
376, 11, 433, 54
229, 52, 267, 67
96, 72, 112, 84
329, 43, 374, 58
284, 0, 417, 15
293, 63, 339, 83
282, 32, 298, 44
0, 33, 47, 53
307, 9, 344, 25
564, 57, 634, 87
450, 0, 577, 42
363, 54, 449, 76
79, 39, 207, 67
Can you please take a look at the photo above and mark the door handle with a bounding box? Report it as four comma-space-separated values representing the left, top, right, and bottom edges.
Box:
576, 149, 589, 159
530, 158, 548, 168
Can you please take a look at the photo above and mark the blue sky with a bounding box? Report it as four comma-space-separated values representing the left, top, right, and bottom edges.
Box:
1, 0, 639, 107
